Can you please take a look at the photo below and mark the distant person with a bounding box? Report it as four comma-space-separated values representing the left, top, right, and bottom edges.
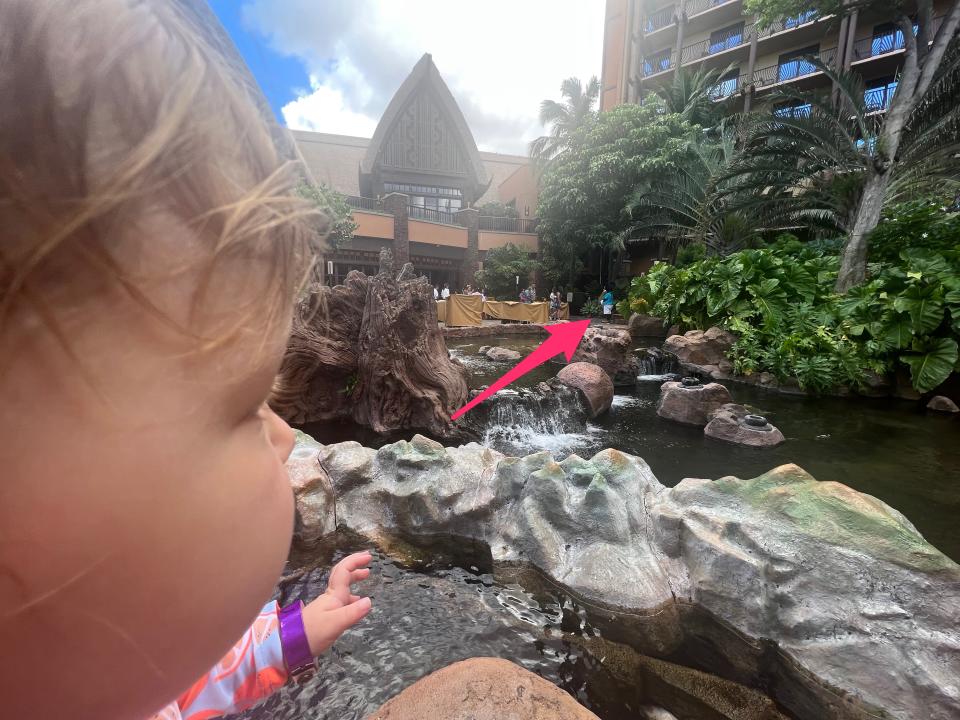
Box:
433, 285, 439, 300
549, 289, 561, 321
441, 283, 451, 299
601, 287, 615, 323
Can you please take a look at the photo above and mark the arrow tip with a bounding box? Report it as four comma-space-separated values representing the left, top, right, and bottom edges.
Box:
545, 319, 591, 362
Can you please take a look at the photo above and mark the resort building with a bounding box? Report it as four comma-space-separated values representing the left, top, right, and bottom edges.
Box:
292, 54, 540, 289
600, 0, 949, 115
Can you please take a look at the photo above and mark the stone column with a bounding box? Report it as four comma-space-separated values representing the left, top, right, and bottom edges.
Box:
843, 10, 859, 70
381, 193, 410, 268
456, 207, 479, 289
675, 0, 687, 65
744, 30, 759, 112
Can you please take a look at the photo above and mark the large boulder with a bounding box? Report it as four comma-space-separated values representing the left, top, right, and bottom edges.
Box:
271, 254, 468, 437
628, 313, 669, 339
571, 325, 638, 384
556, 361, 614, 417
663, 327, 737, 367
927, 395, 959, 413
704, 404, 786, 447
290, 434, 960, 720
367, 658, 601, 720
482, 346, 522, 362
657, 380, 733, 426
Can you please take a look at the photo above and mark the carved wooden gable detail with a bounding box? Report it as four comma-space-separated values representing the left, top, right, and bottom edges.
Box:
379, 89, 469, 176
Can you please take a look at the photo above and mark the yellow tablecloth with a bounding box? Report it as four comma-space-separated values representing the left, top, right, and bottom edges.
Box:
436, 300, 446, 323
558, 303, 570, 320
445, 294, 483, 327
482, 300, 549, 324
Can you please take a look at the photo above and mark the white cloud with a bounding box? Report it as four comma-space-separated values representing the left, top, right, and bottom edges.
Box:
241, 0, 605, 154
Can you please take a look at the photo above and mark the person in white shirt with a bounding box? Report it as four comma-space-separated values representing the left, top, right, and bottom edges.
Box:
441, 283, 450, 299
433, 285, 439, 300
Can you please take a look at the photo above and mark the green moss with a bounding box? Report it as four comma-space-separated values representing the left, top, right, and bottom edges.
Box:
713, 465, 956, 573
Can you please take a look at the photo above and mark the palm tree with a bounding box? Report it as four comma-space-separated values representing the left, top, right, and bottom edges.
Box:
529, 76, 600, 168
647, 65, 737, 128
722, 56, 960, 270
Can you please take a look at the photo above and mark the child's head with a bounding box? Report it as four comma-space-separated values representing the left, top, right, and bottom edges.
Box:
0, 2, 316, 717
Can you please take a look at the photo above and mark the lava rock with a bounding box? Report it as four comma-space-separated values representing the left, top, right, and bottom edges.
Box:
287, 431, 336, 544
664, 327, 737, 367
556, 361, 615, 417
483, 346, 521, 362
657, 380, 733, 426
628, 313, 669, 339
368, 658, 601, 719
704, 404, 786, 447
927, 395, 959, 413
571, 326, 635, 381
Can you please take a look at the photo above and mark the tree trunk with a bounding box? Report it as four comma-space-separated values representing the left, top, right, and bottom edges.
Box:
836, 171, 889, 292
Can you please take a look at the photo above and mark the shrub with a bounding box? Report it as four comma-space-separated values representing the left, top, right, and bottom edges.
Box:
475, 243, 539, 299
581, 298, 602, 317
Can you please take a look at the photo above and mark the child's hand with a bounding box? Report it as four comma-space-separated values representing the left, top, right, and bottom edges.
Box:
301, 551, 373, 656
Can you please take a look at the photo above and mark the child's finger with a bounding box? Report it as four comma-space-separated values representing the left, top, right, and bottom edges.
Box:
328, 596, 372, 633
339, 551, 372, 570
350, 568, 370, 583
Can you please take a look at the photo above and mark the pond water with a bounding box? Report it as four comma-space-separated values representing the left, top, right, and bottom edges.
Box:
233, 539, 789, 720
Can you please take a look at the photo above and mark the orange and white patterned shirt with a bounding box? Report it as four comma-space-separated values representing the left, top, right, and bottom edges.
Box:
148, 601, 288, 720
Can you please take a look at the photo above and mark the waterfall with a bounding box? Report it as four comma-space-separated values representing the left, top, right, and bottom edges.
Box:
476, 386, 596, 455
635, 347, 680, 382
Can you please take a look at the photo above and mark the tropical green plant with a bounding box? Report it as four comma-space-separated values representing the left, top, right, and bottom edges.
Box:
296, 182, 357, 250
867, 200, 960, 263
580, 298, 602, 317
647, 65, 737, 128
529, 76, 600, 169
620, 239, 960, 393
475, 243, 539, 300
477, 201, 519, 218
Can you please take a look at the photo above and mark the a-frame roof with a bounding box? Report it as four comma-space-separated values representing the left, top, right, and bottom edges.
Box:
360, 53, 489, 187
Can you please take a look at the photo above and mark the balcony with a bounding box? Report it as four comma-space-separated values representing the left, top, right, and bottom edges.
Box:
756, 9, 818, 38
685, 0, 738, 18
642, 50, 676, 77
709, 74, 743, 100
753, 46, 837, 89
643, 5, 676, 34
408, 205, 463, 226
346, 195, 381, 212
681, 23, 754, 64
850, 18, 942, 62
478, 216, 540, 233
864, 81, 897, 112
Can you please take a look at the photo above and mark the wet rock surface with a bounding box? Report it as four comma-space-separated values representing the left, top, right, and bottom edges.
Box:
704, 404, 786, 447
481, 346, 522, 362
271, 261, 468, 437
657, 380, 733, 426
571, 326, 639, 385
556, 361, 615, 417
927, 395, 959, 412
290, 435, 960, 720
628, 313, 669, 339
367, 657, 602, 720
663, 327, 737, 367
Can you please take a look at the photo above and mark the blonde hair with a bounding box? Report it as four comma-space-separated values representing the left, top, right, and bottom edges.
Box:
0, 0, 319, 360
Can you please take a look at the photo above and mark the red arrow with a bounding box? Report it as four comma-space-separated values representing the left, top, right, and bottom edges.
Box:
451, 319, 591, 420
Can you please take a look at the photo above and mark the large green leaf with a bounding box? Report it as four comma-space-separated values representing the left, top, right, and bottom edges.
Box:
900, 338, 958, 393
892, 284, 945, 335
882, 316, 914, 349
899, 248, 950, 277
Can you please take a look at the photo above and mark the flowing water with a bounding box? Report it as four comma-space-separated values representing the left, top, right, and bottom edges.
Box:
233, 539, 789, 720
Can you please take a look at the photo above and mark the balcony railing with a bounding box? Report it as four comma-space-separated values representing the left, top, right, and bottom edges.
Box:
681, 23, 754, 63
865, 82, 897, 111
479, 216, 540, 233
346, 195, 380, 212
757, 9, 818, 38
709, 74, 742, 99
850, 18, 941, 62
685, 0, 737, 18
753, 46, 837, 89
408, 205, 463, 226
644, 5, 676, 33
642, 51, 675, 76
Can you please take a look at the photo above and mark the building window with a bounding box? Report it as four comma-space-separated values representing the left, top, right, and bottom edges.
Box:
864, 78, 897, 111
871, 22, 917, 57
709, 70, 740, 99
643, 48, 673, 76
709, 22, 745, 54
777, 45, 819, 81
774, 102, 812, 118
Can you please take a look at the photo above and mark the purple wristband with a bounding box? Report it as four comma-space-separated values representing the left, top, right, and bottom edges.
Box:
278, 601, 313, 675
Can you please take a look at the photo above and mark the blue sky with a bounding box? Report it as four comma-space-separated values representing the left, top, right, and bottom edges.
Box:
207, 1, 604, 154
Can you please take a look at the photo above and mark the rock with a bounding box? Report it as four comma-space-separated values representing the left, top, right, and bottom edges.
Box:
663, 327, 737, 367
483, 346, 521, 362
571, 326, 634, 381
758, 372, 777, 387
367, 658, 600, 720
928, 395, 959, 413
628, 313, 668, 339
656, 380, 733, 426
302, 434, 960, 720
556, 361, 614, 417
477, 345, 490, 355
286, 432, 336, 544
704, 404, 785, 447
893, 366, 921, 400
666, 324, 681, 337
272, 269, 468, 437
858, 370, 893, 398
